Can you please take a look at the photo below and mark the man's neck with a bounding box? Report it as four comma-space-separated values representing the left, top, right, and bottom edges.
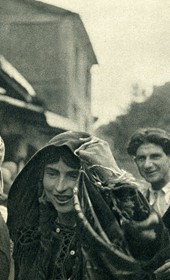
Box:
151, 179, 170, 191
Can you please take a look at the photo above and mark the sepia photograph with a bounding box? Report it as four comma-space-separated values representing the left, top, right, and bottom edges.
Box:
0, 0, 170, 279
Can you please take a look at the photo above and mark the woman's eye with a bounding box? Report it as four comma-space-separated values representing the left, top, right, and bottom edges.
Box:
48, 172, 56, 176
68, 172, 79, 179
45, 169, 59, 177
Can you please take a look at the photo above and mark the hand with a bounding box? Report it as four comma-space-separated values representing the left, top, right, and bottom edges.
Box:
77, 137, 120, 172
76, 136, 138, 189
76, 137, 121, 184
154, 260, 170, 279
123, 210, 160, 240
76, 137, 119, 170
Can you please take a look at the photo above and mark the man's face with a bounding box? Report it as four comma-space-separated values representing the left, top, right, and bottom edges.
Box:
135, 143, 170, 187
43, 158, 80, 213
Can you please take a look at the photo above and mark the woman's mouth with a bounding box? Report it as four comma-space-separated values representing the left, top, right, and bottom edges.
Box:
54, 195, 73, 204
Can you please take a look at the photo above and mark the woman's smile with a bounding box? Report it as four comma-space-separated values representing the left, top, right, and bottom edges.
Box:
54, 194, 73, 203
43, 159, 80, 213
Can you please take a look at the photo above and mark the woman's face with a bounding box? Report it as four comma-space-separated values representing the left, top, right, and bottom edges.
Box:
43, 158, 80, 213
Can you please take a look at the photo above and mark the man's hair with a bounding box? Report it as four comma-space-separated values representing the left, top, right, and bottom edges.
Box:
127, 127, 170, 156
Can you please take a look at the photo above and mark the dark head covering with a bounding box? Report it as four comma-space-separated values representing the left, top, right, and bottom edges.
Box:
7, 131, 91, 233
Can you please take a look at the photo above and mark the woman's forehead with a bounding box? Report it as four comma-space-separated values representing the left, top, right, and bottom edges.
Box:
45, 158, 80, 171
44, 146, 80, 168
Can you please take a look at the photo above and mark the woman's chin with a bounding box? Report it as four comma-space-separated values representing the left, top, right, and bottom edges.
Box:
53, 200, 74, 214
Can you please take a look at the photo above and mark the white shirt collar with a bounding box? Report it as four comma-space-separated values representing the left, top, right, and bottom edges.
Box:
149, 181, 170, 204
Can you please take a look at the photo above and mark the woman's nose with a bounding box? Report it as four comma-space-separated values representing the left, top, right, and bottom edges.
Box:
54, 176, 66, 193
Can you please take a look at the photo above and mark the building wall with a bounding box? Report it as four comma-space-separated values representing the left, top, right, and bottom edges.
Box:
0, 0, 97, 132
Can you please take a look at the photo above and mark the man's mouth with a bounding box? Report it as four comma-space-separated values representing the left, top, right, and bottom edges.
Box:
145, 170, 157, 177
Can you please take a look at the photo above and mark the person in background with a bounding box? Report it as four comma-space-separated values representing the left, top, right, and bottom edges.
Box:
1, 134, 29, 197
7, 131, 170, 280
0, 136, 13, 280
2, 162, 18, 197
127, 127, 170, 280
0, 136, 8, 221
3, 134, 28, 173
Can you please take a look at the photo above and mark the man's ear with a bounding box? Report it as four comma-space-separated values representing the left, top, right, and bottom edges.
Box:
133, 156, 137, 165
168, 155, 170, 166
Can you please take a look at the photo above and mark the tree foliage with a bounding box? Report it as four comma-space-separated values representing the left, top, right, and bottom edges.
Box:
96, 82, 170, 161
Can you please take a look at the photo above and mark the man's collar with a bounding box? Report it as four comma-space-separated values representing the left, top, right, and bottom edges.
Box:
162, 181, 170, 194
149, 181, 170, 194
149, 182, 170, 205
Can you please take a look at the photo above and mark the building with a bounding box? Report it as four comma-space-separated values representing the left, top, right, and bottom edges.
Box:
0, 0, 97, 167
0, 55, 52, 164
0, 0, 97, 134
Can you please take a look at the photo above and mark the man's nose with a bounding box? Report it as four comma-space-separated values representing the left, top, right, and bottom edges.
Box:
143, 157, 153, 168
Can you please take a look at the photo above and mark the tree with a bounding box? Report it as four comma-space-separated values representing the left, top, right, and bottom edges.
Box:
95, 82, 170, 175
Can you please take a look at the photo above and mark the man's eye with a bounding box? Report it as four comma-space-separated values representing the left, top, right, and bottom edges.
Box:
151, 154, 162, 160
135, 156, 145, 163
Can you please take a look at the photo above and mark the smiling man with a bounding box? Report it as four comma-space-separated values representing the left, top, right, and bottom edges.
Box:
127, 127, 170, 215
127, 127, 170, 279
135, 141, 170, 190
